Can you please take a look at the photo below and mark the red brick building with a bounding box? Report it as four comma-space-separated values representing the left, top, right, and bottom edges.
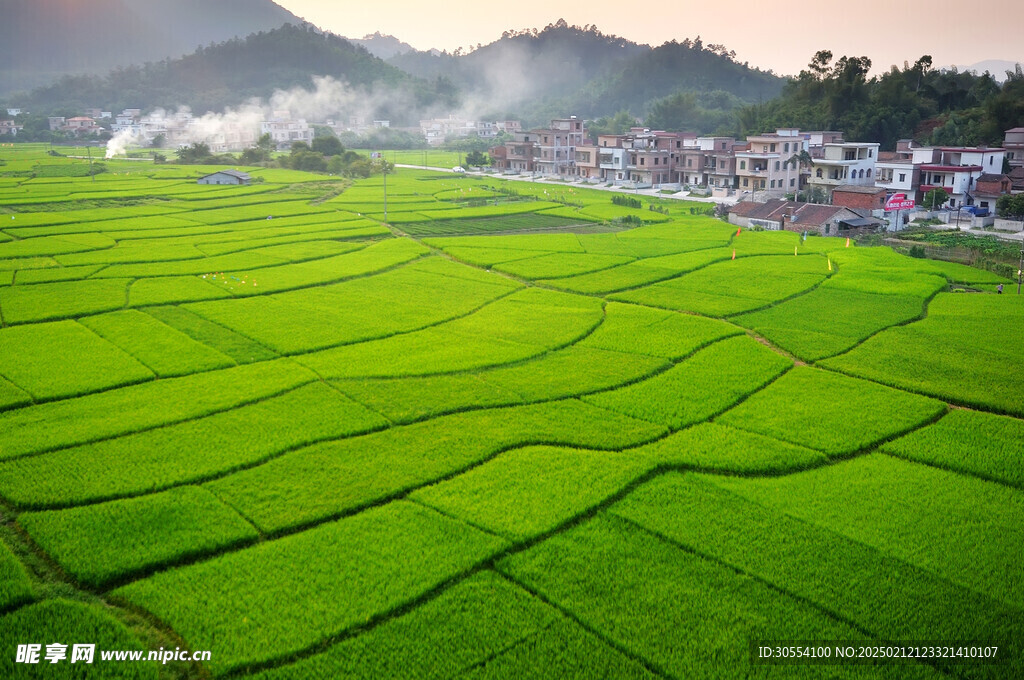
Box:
831, 184, 887, 211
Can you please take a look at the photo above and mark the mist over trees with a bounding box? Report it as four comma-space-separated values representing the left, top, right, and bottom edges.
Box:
11, 24, 457, 125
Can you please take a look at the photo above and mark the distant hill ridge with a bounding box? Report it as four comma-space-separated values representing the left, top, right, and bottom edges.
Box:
0, 0, 304, 94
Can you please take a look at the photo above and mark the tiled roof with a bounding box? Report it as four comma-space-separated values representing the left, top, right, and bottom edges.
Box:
832, 184, 885, 195
202, 169, 251, 180
790, 203, 846, 225
730, 199, 849, 226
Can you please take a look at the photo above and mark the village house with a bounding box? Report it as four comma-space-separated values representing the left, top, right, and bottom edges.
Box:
1003, 128, 1024, 169
0, 120, 23, 136
734, 129, 808, 197
802, 130, 844, 156
62, 116, 102, 136
502, 130, 540, 173
728, 198, 881, 236
910, 145, 1006, 208
807, 142, 879, 200
1009, 167, 1024, 194
574, 144, 601, 179
973, 174, 1012, 213
596, 136, 629, 183
533, 117, 587, 177
260, 111, 313, 149
875, 140, 920, 197
622, 130, 689, 186
488, 145, 510, 171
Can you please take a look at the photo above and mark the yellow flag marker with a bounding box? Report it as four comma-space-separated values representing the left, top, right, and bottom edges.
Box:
732, 250, 736, 260
795, 245, 798, 256
846, 237, 851, 247
828, 258, 832, 271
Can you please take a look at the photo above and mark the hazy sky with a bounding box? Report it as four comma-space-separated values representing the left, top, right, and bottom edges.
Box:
275, 0, 1023, 77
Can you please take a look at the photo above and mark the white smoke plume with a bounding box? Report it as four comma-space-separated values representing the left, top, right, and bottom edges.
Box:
104, 76, 415, 159
105, 129, 142, 159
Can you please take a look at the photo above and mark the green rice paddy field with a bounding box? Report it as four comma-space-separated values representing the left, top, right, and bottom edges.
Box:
0, 144, 1021, 679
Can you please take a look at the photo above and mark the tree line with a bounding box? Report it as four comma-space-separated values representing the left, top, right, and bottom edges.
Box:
736, 52, 1024, 149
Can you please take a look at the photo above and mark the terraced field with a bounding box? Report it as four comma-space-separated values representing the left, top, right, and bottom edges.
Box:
0, 145, 1021, 679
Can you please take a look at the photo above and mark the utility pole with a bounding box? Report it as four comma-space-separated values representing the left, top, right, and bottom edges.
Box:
86, 144, 94, 182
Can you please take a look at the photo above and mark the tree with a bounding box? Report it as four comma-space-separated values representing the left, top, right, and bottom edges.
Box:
922, 187, 950, 210
150, 133, 166, 149
240, 147, 266, 164
787, 150, 813, 202
257, 133, 275, 154
465, 150, 488, 166
587, 111, 637, 140
997, 194, 1024, 220
311, 135, 344, 156
175, 142, 212, 164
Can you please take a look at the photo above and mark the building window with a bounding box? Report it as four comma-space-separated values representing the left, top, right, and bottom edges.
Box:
775, 161, 781, 171
770, 143, 777, 152
740, 160, 746, 170
784, 143, 790, 152
867, 169, 872, 178
743, 178, 748, 187
899, 173, 906, 182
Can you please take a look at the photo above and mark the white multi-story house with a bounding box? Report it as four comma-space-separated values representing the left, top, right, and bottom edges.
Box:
112, 109, 142, 135
260, 112, 313, 149
808, 142, 879, 199
875, 141, 919, 196
597, 141, 628, 183
912, 146, 1006, 208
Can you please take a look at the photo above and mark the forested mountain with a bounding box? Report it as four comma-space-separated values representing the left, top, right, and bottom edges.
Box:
13, 24, 457, 125
736, 52, 1024, 149
528, 37, 784, 131
390, 20, 650, 115
389, 20, 783, 127
0, 0, 303, 94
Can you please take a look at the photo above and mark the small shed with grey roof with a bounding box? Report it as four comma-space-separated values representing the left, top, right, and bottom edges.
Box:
198, 169, 251, 185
